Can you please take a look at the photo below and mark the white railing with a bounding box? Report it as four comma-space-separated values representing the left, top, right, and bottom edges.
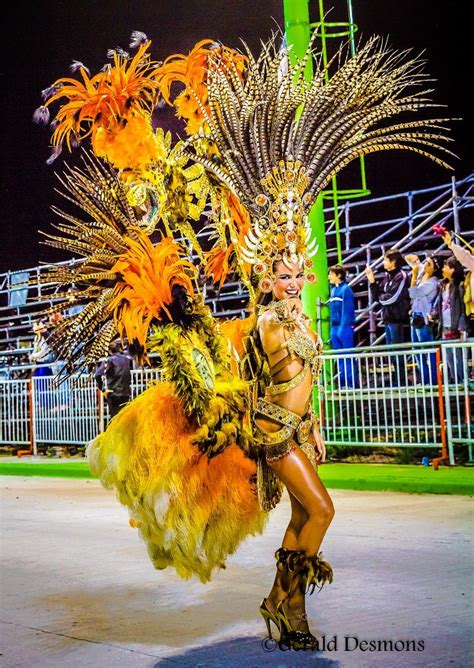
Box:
318, 340, 473, 466
0, 378, 30, 446
441, 342, 473, 463
319, 344, 442, 447
0, 342, 472, 464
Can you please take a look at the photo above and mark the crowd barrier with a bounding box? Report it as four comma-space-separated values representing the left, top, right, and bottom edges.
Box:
318, 340, 473, 465
0, 342, 472, 464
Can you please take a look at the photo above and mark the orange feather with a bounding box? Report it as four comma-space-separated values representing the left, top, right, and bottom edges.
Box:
109, 232, 195, 356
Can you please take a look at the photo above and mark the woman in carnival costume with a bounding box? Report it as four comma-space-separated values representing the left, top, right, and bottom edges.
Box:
33, 29, 454, 648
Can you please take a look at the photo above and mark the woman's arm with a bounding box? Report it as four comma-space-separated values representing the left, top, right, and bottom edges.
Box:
443, 231, 474, 271
409, 263, 420, 288
312, 423, 327, 463
451, 244, 474, 272
409, 277, 439, 300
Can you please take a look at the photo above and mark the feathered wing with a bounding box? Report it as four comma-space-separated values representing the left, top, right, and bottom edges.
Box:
33, 41, 267, 582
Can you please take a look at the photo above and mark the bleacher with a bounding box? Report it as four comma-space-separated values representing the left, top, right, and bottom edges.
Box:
1, 173, 473, 365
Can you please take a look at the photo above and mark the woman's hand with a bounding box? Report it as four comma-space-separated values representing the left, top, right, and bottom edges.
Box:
312, 423, 326, 463
442, 230, 453, 247
405, 253, 421, 268
410, 262, 420, 287
266, 296, 303, 326
286, 296, 303, 319
364, 266, 375, 283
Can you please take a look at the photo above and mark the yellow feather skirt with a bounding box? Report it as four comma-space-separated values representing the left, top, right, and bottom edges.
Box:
87, 382, 268, 583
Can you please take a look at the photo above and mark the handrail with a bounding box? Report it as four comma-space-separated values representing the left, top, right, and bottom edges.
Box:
1, 173, 472, 350
348, 195, 456, 287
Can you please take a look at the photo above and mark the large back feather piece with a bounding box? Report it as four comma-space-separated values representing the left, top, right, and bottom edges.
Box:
36, 152, 144, 374
184, 33, 455, 215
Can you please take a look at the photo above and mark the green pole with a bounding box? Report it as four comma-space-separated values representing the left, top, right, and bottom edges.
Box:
284, 0, 330, 346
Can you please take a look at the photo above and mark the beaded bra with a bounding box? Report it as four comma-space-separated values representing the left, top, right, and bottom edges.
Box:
264, 328, 323, 396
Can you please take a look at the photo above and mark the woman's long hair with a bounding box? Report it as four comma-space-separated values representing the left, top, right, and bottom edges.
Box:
443, 255, 465, 285
239, 271, 273, 391
425, 254, 442, 279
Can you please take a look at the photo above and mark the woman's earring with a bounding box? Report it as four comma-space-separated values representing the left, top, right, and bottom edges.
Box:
259, 276, 274, 293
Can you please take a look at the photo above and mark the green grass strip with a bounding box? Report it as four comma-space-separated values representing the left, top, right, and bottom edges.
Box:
0, 460, 472, 494
0, 461, 96, 479
318, 463, 474, 495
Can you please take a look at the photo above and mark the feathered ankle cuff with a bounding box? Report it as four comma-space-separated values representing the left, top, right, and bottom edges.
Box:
274, 547, 334, 594
304, 552, 334, 594
274, 547, 306, 573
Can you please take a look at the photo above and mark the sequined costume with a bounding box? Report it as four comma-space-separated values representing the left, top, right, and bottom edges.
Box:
32, 28, 453, 589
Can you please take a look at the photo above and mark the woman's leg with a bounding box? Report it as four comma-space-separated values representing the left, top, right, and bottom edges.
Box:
267, 446, 335, 631
417, 324, 436, 383
265, 491, 308, 612
270, 446, 335, 556
411, 325, 421, 383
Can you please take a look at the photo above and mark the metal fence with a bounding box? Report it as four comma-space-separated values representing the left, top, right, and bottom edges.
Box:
318, 340, 473, 465
441, 342, 473, 462
1, 342, 472, 464
0, 378, 31, 446
319, 344, 442, 446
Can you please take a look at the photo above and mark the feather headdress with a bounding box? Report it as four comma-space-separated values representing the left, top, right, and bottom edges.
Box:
182, 33, 455, 290
33, 30, 455, 369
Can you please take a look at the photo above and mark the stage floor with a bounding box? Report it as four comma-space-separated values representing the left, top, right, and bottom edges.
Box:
1, 476, 472, 667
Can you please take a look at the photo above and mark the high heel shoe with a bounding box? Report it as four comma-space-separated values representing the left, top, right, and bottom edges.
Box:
259, 597, 281, 639
275, 600, 318, 649
272, 547, 334, 650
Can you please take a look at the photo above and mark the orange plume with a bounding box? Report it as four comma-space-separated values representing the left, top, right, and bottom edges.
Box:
155, 40, 247, 134
204, 192, 251, 287
109, 232, 195, 356
45, 42, 161, 152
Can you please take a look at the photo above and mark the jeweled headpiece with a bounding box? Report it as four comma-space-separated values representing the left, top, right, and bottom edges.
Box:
241, 159, 318, 291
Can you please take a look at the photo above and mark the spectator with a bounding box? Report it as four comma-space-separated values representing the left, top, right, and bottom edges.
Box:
442, 230, 474, 272
405, 254, 441, 384
29, 320, 55, 408
65, 284, 84, 317
328, 264, 357, 388
442, 230, 474, 336
430, 256, 467, 383
94, 340, 133, 418
29, 320, 55, 367
364, 249, 410, 384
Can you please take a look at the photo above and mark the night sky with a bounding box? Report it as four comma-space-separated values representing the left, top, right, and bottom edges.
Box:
2, 0, 472, 273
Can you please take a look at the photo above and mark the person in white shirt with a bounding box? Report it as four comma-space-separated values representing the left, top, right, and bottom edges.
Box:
442, 230, 474, 336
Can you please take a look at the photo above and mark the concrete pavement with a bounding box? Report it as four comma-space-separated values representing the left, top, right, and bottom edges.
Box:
1, 476, 472, 667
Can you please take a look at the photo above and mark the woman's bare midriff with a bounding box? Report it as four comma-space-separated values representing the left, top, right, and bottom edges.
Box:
255, 318, 317, 433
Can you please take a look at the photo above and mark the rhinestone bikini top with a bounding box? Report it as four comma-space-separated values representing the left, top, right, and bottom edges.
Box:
264, 328, 323, 396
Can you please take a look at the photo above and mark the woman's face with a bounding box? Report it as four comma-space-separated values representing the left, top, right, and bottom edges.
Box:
442, 262, 454, 280
423, 257, 435, 277
272, 261, 305, 301
383, 256, 396, 271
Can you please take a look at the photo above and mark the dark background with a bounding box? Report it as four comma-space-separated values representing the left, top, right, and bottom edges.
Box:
2, 0, 472, 273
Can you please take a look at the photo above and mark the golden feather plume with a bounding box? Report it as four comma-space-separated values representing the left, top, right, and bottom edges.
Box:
110, 234, 196, 359
182, 34, 455, 217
